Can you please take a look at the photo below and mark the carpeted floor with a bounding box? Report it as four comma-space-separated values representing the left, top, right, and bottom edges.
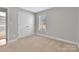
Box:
0, 35, 79, 52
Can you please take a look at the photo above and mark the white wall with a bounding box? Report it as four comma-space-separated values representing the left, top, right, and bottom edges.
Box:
77, 8, 79, 42
7, 7, 18, 41
36, 7, 78, 42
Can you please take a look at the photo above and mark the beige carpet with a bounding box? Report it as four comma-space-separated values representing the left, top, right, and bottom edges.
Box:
0, 35, 79, 52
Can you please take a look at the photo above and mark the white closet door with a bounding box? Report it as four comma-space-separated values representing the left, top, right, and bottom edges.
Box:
18, 11, 34, 38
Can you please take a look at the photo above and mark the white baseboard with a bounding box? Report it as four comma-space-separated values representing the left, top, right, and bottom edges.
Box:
17, 33, 35, 39
36, 33, 78, 46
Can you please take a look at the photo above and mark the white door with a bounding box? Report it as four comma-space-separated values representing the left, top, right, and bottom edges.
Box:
18, 11, 34, 38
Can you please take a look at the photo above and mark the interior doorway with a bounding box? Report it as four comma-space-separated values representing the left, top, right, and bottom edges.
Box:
0, 8, 7, 46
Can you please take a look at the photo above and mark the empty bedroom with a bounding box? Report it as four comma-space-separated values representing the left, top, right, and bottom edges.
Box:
0, 7, 79, 52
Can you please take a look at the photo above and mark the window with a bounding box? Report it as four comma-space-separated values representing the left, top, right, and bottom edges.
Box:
39, 15, 47, 32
